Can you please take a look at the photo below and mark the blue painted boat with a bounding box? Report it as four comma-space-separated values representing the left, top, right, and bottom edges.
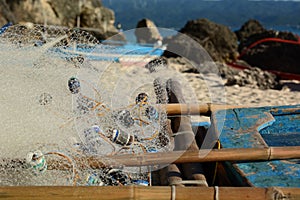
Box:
212, 104, 300, 187
55, 42, 164, 62
0, 22, 12, 35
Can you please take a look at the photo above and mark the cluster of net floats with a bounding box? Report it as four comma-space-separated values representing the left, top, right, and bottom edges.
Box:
0, 24, 172, 186
26, 79, 170, 186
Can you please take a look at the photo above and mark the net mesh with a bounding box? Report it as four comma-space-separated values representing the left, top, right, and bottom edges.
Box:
0, 24, 196, 185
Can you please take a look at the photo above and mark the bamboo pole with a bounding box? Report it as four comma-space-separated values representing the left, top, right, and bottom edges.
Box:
85, 146, 300, 168
163, 103, 247, 116
164, 103, 300, 116
3, 146, 300, 170
0, 186, 299, 200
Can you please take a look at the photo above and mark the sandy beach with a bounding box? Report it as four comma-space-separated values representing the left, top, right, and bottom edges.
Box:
167, 58, 300, 106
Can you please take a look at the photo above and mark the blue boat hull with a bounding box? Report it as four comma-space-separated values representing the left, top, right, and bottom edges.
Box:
54, 43, 164, 62
212, 104, 300, 187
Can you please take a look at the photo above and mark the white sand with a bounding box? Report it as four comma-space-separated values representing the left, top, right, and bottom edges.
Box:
168, 59, 300, 107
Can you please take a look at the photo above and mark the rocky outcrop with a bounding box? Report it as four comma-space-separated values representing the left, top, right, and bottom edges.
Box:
163, 18, 238, 63
0, 0, 122, 40
0, 15, 7, 27
236, 19, 300, 75
235, 19, 266, 47
135, 18, 162, 44
225, 67, 282, 90
0, 0, 16, 25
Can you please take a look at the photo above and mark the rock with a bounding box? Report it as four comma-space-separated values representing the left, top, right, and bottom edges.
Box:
0, 0, 16, 24
4, 0, 62, 25
163, 33, 205, 65
0, 15, 6, 26
235, 19, 300, 75
135, 18, 162, 44
225, 67, 282, 90
163, 18, 238, 63
0, 0, 122, 40
216, 62, 240, 79
235, 19, 266, 46
78, 1, 124, 40
237, 21, 299, 52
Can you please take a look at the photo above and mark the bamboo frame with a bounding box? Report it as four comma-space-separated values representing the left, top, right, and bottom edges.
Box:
0, 186, 299, 200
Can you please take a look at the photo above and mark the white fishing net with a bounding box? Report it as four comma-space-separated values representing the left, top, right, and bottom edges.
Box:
0, 24, 225, 186
0, 24, 175, 185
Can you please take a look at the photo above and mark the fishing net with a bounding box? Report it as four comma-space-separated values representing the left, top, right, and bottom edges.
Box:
0, 24, 165, 186
0, 24, 225, 186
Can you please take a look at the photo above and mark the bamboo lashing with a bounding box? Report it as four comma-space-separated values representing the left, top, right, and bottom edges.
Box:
0, 186, 299, 200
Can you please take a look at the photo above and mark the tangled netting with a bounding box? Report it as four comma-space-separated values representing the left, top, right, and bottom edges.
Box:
0, 24, 200, 186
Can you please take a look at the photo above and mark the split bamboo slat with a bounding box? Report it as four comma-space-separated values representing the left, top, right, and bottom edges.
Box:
0, 186, 299, 200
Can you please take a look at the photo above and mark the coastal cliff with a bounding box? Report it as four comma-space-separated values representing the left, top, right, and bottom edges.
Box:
0, 0, 120, 40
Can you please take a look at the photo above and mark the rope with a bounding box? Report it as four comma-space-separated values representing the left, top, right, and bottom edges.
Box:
171, 131, 195, 137
214, 186, 219, 200
171, 185, 176, 200
267, 187, 287, 200
267, 147, 272, 161
44, 152, 78, 186
227, 36, 300, 81
170, 180, 208, 186
227, 61, 300, 81
239, 37, 300, 59
212, 140, 221, 185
